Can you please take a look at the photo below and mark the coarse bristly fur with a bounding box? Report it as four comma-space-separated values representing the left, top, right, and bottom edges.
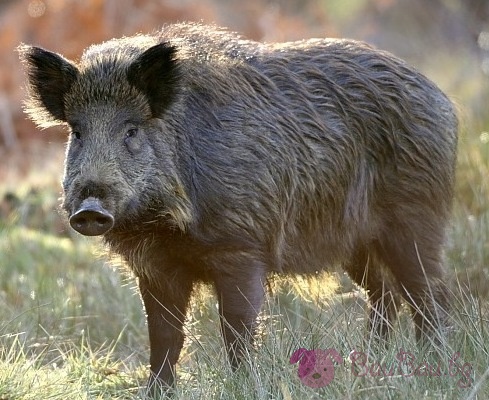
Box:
18, 22, 458, 390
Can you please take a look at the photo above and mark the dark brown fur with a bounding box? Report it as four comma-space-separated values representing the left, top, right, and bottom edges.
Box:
19, 23, 458, 389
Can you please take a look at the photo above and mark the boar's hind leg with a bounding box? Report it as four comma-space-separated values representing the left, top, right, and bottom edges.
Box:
138, 274, 193, 389
344, 245, 399, 338
376, 232, 449, 343
212, 260, 266, 369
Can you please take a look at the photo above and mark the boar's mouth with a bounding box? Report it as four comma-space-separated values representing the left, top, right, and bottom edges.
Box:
69, 197, 114, 236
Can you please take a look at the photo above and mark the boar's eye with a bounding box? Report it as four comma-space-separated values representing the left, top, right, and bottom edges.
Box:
125, 128, 138, 139
124, 127, 142, 154
72, 131, 82, 140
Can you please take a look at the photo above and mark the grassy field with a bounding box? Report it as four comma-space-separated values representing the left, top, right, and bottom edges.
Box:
0, 220, 488, 400
2, 20, 489, 400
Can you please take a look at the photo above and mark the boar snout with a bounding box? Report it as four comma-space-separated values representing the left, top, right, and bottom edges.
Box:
70, 197, 114, 236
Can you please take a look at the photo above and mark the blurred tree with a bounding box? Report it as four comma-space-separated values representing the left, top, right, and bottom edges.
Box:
0, 0, 16, 13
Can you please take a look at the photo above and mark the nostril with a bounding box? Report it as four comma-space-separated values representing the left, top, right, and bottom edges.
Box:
70, 214, 84, 226
96, 216, 108, 225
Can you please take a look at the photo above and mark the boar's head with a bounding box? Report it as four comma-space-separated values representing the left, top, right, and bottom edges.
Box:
19, 41, 192, 236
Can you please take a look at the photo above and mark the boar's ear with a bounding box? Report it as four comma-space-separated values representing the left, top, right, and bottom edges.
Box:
18, 45, 79, 127
127, 43, 179, 118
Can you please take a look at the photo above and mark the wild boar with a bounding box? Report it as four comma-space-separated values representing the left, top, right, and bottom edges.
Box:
19, 22, 458, 388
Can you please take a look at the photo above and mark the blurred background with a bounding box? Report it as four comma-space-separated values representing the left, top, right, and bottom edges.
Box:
1, 0, 488, 150
0, 0, 488, 374
1, 0, 489, 185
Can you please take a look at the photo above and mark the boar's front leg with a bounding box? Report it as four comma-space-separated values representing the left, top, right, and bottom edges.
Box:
212, 258, 266, 369
138, 273, 193, 390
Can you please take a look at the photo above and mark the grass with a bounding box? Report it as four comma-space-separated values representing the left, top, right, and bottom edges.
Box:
0, 226, 488, 400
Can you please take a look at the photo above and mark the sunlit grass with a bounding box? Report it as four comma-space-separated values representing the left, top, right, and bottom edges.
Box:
0, 266, 487, 398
